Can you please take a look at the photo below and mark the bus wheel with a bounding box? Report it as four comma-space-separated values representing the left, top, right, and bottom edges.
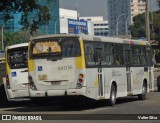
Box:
158, 87, 160, 92
138, 82, 147, 100
108, 84, 116, 106
0, 85, 8, 106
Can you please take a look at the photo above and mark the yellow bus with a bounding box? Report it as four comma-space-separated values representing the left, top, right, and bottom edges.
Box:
28, 34, 154, 105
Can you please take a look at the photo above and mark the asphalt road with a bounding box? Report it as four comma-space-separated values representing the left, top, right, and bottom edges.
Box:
0, 91, 160, 121
0, 69, 159, 122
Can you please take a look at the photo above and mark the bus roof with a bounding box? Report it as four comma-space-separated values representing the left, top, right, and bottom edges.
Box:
31, 34, 150, 46
6, 43, 28, 50
80, 35, 150, 46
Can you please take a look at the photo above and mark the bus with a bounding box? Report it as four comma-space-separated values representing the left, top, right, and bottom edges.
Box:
28, 34, 154, 105
0, 51, 8, 105
4, 43, 29, 100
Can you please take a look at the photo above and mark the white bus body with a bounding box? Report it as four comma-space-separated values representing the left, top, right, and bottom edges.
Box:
28, 34, 154, 105
4, 43, 29, 99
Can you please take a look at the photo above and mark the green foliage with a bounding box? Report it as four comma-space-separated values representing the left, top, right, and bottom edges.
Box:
4, 32, 20, 46
129, 13, 146, 38
0, 0, 50, 34
129, 11, 160, 41
0, 31, 31, 49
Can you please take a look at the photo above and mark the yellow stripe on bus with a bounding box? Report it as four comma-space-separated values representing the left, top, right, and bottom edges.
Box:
5, 51, 11, 74
76, 39, 86, 69
138, 42, 146, 45
28, 59, 35, 72
28, 42, 35, 72
94, 76, 98, 87
6, 63, 11, 74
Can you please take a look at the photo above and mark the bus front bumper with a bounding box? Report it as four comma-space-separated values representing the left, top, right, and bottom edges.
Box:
29, 87, 86, 97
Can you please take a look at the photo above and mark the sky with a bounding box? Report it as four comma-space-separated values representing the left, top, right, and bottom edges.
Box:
60, 0, 159, 20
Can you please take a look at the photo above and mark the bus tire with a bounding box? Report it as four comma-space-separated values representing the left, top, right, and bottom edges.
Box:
0, 85, 8, 106
138, 82, 147, 100
108, 84, 116, 106
158, 87, 160, 92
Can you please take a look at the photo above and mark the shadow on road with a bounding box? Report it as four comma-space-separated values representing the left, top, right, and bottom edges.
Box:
1, 96, 142, 112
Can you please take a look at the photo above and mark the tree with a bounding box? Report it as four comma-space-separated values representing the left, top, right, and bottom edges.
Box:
0, 0, 50, 33
129, 11, 160, 41
3, 32, 20, 46
129, 13, 146, 39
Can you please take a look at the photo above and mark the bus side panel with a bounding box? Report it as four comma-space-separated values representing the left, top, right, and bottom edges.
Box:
131, 67, 146, 95
85, 67, 128, 100
104, 68, 128, 98
85, 68, 99, 100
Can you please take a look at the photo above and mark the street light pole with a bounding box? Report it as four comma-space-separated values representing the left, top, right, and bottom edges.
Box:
1, 24, 4, 50
116, 14, 126, 36
125, 16, 131, 36
116, 21, 123, 37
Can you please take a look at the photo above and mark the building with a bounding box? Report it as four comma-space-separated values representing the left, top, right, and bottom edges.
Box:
131, 0, 146, 22
107, 0, 146, 37
59, 8, 94, 35
38, 0, 60, 34
0, 0, 59, 35
80, 16, 109, 37
0, 6, 94, 36
107, 0, 131, 36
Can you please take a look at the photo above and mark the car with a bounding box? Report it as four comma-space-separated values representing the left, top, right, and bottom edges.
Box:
157, 75, 160, 91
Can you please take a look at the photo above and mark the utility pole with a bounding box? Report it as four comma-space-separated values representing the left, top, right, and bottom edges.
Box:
75, 4, 79, 20
146, 0, 150, 41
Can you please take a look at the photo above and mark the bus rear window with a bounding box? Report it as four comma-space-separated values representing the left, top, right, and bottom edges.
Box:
7, 47, 28, 69
30, 37, 81, 58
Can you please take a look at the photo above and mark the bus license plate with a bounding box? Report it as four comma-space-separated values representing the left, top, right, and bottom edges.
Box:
51, 82, 61, 85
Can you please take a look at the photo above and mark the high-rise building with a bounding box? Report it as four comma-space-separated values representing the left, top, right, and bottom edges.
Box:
107, 0, 131, 36
0, 0, 59, 35
107, 0, 146, 37
131, 0, 146, 22
38, 0, 59, 34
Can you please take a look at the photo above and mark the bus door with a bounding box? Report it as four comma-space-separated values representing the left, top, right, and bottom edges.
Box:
124, 45, 132, 93
94, 42, 105, 98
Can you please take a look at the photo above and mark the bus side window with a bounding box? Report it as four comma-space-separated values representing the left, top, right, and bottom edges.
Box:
114, 44, 124, 66
94, 42, 104, 63
105, 43, 114, 65
84, 42, 94, 66
139, 46, 147, 65
132, 45, 140, 65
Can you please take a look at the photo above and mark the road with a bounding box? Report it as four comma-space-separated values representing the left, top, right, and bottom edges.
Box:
0, 91, 160, 121
0, 69, 159, 122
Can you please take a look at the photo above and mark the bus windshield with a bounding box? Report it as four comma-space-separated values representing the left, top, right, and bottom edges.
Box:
7, 46, 28, 69
30, 37, 81, 58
